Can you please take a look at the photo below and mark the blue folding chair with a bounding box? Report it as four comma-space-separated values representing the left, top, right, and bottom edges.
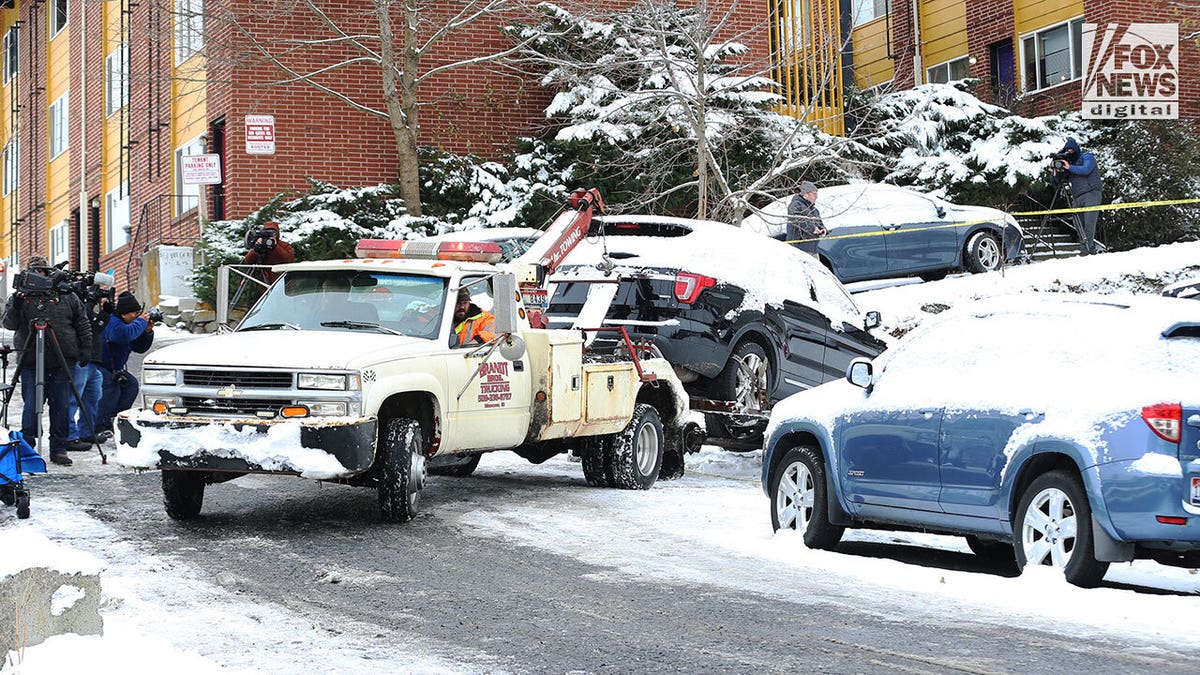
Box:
0, 430, 46, 519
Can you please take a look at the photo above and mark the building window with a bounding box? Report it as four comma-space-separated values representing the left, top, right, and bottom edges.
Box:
106, 43, 129, 116
853, 0, 888, 26
3, 139, 17, 196
50, 0, 68, 38
1021, 17, 1083, 92
926, 56, 970, 84
49, 93, 69, 159
49, 221, 69, 265
4, 27, 18, 83
175, 0, 205, 64
174, 135, 205, 215
106, 185, 131, 253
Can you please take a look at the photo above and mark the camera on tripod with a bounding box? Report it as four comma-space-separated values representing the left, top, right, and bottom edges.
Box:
12, 266, 73, 300
245, 227, 279, 256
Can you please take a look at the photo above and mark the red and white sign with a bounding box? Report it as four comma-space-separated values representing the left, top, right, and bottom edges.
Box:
180, 153, 222, 185
245, 115, 276, 155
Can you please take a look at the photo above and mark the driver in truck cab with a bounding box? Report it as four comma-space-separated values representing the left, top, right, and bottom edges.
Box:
453, 287, 496, 346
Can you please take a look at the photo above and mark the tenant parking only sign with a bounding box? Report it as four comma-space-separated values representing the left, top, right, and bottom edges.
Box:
245, 114, 276, 154
180, 153, 222, 185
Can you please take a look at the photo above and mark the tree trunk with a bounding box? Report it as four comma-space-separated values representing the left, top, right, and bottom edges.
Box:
376, 0, 423, 216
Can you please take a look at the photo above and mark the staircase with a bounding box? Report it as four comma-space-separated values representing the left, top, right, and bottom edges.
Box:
1017, 214, 1083, 261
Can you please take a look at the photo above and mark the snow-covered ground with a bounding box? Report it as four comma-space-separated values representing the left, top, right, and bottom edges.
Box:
4, 243, 1200, 673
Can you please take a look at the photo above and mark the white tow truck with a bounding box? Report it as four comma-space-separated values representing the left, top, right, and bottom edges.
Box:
116, 191, 701, 523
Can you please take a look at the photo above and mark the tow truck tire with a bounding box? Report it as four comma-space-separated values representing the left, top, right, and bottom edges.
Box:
378, 418, 427, 523
581, 436, 613, 487
428, 453, 482, 477
162, 470, 206, 521
609, 404, 663, 490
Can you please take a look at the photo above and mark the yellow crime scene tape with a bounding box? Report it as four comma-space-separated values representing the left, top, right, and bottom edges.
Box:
778, 196, 1200, 246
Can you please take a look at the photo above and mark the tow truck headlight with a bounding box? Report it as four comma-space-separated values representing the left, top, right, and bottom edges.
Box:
143, 368, 177, 385
298, 373, 356, 390
305, 402, 350, 417
145, 396, 182, 414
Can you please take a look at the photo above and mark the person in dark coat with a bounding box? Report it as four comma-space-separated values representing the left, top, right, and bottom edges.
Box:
67, 283, 112, 451
1053, 138, 1104, 255
243, 221, 296, 283
1, 256, 93, 465
785, 181, 828, 256
95, 291, 155, 440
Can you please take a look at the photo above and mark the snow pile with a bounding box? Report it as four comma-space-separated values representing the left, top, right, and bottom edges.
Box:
114, 412, 348, 479
0, 530, 104, 581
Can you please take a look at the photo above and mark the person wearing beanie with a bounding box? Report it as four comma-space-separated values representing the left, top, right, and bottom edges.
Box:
66, 275, 113, 451
784, 180, 827, 256
452, 286, 496, 347
1, 258, 92, 466
1053, 137, 1104, 256
95, 291, 155, 440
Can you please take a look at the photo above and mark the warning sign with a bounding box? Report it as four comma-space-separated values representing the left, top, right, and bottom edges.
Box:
245, 115, 276, 155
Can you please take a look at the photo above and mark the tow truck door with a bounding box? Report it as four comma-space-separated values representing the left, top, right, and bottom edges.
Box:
445, 274, 532, 452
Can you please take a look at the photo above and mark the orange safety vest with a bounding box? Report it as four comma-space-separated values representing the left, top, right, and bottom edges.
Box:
455, 311, 496, 346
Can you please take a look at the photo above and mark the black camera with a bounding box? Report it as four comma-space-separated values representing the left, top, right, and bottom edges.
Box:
147, 308, 164, 323
13, 266, 72, 300
245, 227, 279, 255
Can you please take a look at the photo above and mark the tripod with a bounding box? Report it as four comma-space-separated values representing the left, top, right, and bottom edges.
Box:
229, 250, 271, 315
1034, 177, 1077, 258
1, 313, 107, 463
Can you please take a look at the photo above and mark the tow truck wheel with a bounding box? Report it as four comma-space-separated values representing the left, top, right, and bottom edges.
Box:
609, 404, 663, 490
581, 436, 613, 487
378, 418, 427, 523
162, 470, 206, 521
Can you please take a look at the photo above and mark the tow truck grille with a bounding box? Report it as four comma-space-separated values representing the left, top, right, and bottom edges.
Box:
180, 396, 293, 416
181, 370, 294, 388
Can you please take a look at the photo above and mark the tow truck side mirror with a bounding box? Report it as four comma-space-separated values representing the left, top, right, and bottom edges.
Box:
864, 310, 881, 330
493, 273, 519, 335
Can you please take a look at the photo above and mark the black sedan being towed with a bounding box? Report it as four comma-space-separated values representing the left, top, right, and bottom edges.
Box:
544, 215, 888, 443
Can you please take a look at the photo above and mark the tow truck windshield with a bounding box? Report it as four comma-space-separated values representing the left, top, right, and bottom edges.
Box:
238, 270, 447, 339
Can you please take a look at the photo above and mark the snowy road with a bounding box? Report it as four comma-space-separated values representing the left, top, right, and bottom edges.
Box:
21, 446, 1200, 674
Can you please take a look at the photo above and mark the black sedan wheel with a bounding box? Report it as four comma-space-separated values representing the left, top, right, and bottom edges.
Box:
769, 446, 843, 550
965, 231, 1002, 273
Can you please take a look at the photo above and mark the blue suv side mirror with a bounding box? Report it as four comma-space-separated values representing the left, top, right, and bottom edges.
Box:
847, 358, 873, 390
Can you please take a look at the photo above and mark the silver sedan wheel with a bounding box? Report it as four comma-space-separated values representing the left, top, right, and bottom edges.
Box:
976, 235, 1001, 270
635, 420, 661, 476
774, 460, 815, 531
1021, 486, 1078, 568
734, 352, 768, 408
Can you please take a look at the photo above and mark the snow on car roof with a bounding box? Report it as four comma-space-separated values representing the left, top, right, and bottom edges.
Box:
420, 227, 542, 243
557, 215, 867, 328
740, 183, 1013, 238
769, 292, 1200, 458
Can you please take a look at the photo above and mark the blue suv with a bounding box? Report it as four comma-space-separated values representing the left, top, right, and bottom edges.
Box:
762, 294, 1200, 587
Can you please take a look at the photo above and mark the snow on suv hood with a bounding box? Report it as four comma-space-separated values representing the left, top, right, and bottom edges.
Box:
145, 330, 437, 370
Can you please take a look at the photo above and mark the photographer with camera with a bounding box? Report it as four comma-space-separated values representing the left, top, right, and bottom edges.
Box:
1050, 138, 1104, 256
66, 273, 115, 452
1, 256, 93, 466
243, 221, 295, 283
95, 291, 155, 442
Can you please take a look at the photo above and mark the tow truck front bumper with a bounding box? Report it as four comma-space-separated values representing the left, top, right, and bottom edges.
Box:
116, 413, 378, 477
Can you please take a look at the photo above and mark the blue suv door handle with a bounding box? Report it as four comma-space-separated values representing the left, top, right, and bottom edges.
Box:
1187, 414, 1200, 428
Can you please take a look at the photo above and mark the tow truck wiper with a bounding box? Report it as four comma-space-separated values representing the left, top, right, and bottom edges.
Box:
240, 322, 301, 331
320, 320, 403, 335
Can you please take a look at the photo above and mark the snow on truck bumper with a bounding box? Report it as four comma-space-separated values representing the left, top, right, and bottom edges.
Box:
115, 410, 378, 479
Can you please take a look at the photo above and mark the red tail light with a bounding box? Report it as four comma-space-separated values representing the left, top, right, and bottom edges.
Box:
673, 273, 716, 304
1141, 402, 1182, 443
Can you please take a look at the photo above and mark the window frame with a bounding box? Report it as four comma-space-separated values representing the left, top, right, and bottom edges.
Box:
925, 56, 970, 84
50, 0, 68, 39
49, 93, 70, 159
105, 184, 131, 253
49, 221, 69, 265
4, 27, 18, 83
174, 0, 205, 64
105, 43, 129, 117
3, 138, 18, 196
852, 0, 889, 27
1019, 17, 1084, 93
174, 134, 206, 215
